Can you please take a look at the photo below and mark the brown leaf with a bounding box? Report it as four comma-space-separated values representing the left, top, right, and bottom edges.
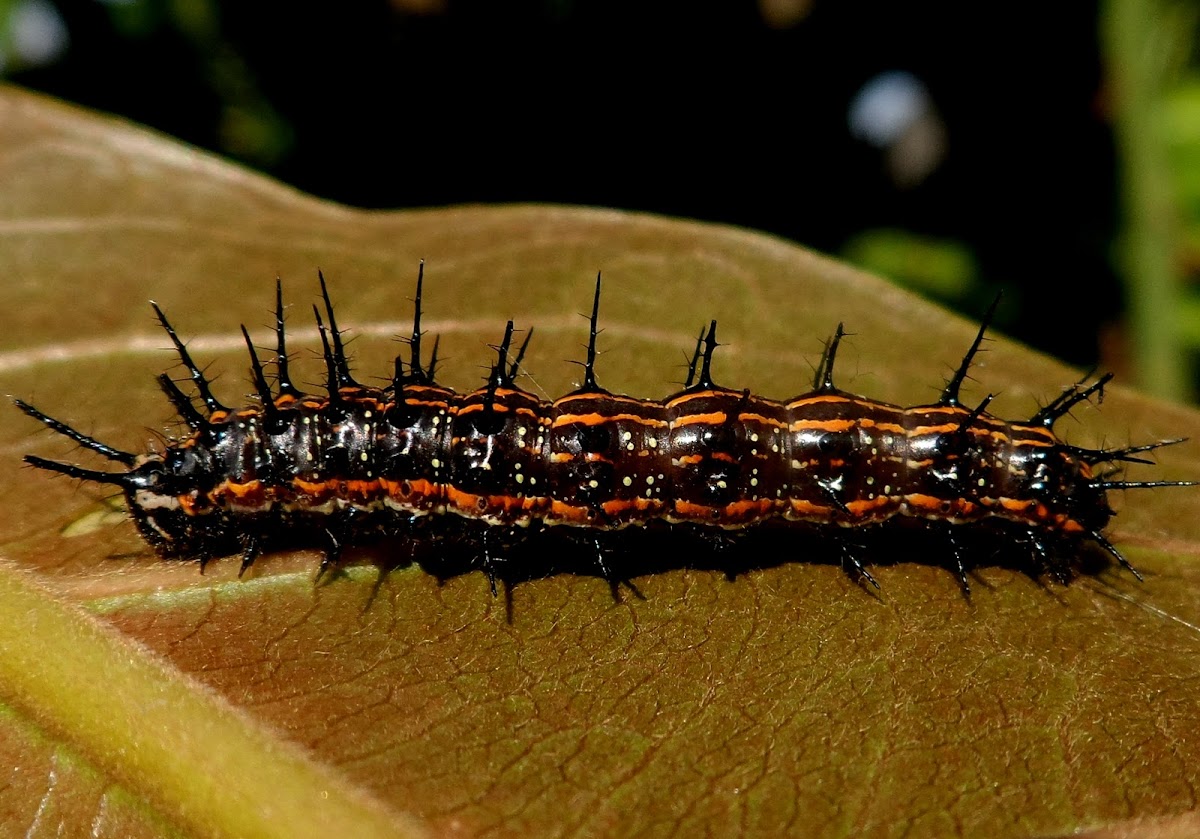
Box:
1, 85, 1199, 838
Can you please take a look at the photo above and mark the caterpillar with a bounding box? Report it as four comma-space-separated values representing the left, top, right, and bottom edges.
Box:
14, 265, 1194, 593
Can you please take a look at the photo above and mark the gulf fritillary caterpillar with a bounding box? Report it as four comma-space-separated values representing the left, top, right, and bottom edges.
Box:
15, 265, 1195, 594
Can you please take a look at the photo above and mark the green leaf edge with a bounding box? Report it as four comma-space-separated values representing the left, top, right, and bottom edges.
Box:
0, 561, 427, 839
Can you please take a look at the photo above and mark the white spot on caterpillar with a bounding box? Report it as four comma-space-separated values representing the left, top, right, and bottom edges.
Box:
623, 476, 632, 487
146, 517, 173, 539
589, 479, 599, 488
134, 491, 181, 511
648, 437, 658, 448
515, 473, 525, 484
750, 432, 759, 442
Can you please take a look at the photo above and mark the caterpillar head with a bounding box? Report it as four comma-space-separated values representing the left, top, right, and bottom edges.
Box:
15, 398, 234, 559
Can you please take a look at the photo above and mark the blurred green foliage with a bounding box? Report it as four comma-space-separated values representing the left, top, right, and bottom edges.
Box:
1105, 0, 1200, 401
96, 0, 291, 166
1165, 77, 1200, 353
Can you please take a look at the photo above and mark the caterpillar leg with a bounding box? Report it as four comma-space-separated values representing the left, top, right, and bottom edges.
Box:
836, 538, 879, 590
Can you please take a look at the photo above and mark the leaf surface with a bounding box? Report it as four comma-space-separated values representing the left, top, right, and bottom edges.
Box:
1, 85, 1199, 838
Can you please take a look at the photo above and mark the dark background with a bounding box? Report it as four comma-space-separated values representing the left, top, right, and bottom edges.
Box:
11, 1, 1117, 365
